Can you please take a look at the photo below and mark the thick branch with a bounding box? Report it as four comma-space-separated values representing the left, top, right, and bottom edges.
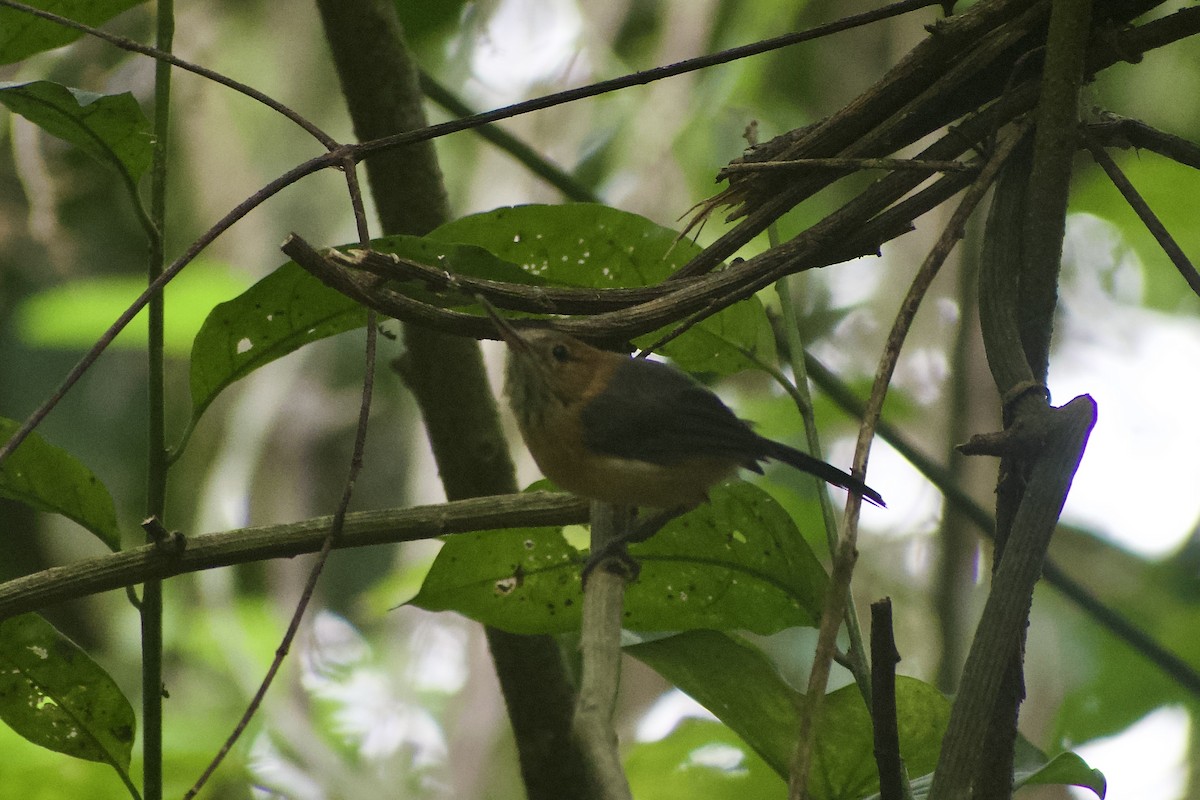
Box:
929, 396, 1097, 800
572, 504, 635, 800
1016, 0, 1094, 381
0, 494, 589, 623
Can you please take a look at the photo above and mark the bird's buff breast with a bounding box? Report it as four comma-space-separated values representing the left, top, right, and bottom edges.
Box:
519, 404, 736, 509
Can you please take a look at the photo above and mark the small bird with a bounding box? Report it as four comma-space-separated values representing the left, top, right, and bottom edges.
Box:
480, 299, 885, 518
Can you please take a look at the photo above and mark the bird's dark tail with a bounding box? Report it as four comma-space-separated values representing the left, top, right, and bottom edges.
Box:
757, 437, 886, 508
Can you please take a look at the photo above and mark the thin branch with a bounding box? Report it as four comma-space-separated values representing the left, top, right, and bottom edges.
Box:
185, 317, 379, 798
721, 157, 972, 174
190, 85, 381, 783
1085, 134, 1200, 298
338, 246, 701, 313
140, 0, 174, 795
353, 0, 945, 165
418, 70, 600, 203
0, 0, 338, 148
188, 120, 382, 793
1085, 114, 1200, 171
773, 270, 872, 702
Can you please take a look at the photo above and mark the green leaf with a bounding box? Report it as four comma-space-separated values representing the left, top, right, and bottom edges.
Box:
807, 681, 947, 800
0, 614, 136, 773
430, 203, 776, 374
898, 738, 1106, 800
0, 417, 121, 551
430, 203, 694, 286
1071, 150, 1200, 313
626, 719, 786, 800
184, 236, 536, 441
187, 261, 367, 431
1047, 527, 1200, 747
649, 297, 777, 377
626, 630, 801, 776
1016, 752, 1106, 798
409, 482, 827, 635
630, 630, 951, 800
0, 81, 152, 181
407, 520, 582, 636
15, 259, 250, 357
626, 481, 828, 632
0, 1, 145, 64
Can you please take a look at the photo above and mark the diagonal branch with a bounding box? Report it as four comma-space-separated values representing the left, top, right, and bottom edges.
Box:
1085, 134, 1200, 298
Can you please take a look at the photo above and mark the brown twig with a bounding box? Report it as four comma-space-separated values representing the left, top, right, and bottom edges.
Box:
721, 157, 972, 174
871, 599, 908, 800
1084, 114, 1200, 170
1084, 133, 1200, 298
185, 317, 378, 799
185, 124, 382, 797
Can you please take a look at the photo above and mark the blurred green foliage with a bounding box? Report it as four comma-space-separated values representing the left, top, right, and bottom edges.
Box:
1, 0, 1198, 797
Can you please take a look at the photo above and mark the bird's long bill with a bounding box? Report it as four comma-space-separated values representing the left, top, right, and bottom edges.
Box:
476, 294, 531, 352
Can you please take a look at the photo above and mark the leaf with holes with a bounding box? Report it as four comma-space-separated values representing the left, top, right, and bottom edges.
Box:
410, 482, 826, 635
186, 261, 367, 437
0, 418, 121, 551
184, 235, 538, 449
430, 203, 777, 375
0, 614, 136, 776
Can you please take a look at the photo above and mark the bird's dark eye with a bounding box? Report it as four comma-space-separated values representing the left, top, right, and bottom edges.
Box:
551, 343, 571, 362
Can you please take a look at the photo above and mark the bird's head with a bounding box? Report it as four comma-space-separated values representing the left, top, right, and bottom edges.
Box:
478, 297, 613, 428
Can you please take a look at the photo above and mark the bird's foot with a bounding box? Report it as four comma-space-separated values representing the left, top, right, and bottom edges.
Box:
580, 539, 640, 587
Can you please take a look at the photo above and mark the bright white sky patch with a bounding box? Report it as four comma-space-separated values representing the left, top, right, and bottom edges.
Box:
636, 689, 717, 742
467, 0, 586, 104
1052, 214, 1200, 557
1070, 707, 1189, 800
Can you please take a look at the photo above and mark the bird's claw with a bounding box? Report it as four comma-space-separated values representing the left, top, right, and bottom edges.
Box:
581, 541, 640, 588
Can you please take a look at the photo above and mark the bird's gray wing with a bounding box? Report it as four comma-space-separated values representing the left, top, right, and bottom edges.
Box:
579, 358, 760, 466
